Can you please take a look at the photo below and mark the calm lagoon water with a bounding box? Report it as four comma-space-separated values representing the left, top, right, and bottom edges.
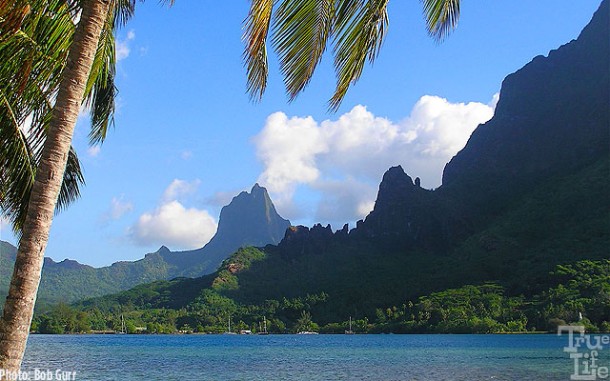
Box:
21, 334, 595, 380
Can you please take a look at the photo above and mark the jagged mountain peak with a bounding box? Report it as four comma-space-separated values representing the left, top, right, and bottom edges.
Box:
380, 166, 413, 188
42, 257, 92, 270
157, 245, 171, 254
219, 184, 283, 227
374, 166, 425, 209
379, 165, 422, 190
160, 183, 291, 277
251, 183, 264, 193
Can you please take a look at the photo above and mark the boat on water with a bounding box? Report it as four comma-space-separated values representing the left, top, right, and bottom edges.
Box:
117, 314, 126, 334
297, 331, 319, 335
258, 316, 269, 335
224, 316, 237, 335
345, 317, 354, 335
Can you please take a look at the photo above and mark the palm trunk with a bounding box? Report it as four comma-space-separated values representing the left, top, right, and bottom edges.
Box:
0, 0, 111, 375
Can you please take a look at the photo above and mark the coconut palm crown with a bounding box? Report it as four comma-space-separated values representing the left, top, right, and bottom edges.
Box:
0, 0, 123, 233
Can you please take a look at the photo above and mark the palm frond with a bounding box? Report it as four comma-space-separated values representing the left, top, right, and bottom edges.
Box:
0, 91, 36, 233
422, 0, 460, 41
243, 0, 274, 101
113, 0, 136, 27
242, 0, 461, 111
1, 0, 178, 234
56, 147, 85, 214
84, 7, 117, 145
0, 0, 84, 233
271, 0, 335, 100
330, 0, 389, 110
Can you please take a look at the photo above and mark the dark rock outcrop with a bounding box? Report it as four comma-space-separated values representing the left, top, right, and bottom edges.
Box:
442, 0, 609, 221
277, 224, 335, 259
274, 0, 609, 257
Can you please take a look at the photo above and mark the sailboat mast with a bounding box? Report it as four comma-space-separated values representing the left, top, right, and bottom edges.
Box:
120, 314, 126, 334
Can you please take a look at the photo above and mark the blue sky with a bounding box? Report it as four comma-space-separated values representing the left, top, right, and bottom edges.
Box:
0, 1, 602, 267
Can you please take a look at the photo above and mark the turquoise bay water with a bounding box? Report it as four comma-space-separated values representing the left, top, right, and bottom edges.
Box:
21, 334, 590, 380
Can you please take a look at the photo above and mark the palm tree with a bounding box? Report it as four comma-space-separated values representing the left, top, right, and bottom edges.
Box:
0, 0, 458, 374
243, 0, 460, 110
0, 0, 150, 373
1, 0, 119, 232
1, 0, 82, 234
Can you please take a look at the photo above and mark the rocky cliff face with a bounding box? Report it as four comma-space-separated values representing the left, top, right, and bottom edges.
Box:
355, 166, 449, 249
276, 0, 609, 256
161, 183, 291, 276
442, 0, 609, 219
208, 183, 290, 249
65, 2, 608, 321
278, 166, 461, 255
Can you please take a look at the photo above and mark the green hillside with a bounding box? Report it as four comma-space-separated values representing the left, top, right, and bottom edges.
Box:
47, 156, 606, 333
0, 184, 289, 306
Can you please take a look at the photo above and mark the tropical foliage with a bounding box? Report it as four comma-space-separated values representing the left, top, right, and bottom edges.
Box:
31, 259, 610, 334
32, 154, 608, 335
0, 0, 122, 233
0, 0, 172, 372
243, 0, 460, 109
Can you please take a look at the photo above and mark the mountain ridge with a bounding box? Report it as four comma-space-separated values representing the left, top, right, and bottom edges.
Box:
72, 0, 610, 329
441, 0, 609, 223
0, 184, 290, 305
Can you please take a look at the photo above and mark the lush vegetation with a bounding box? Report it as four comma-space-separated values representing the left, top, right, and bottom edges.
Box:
17, 5, 610, 336
374, 260, 610, 334
14, 156, 608, 334
31, 252, 610, 334
28, 157, 610, 334
0, 184, 290, 307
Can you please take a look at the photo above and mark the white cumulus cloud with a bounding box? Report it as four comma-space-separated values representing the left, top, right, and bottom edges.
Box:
162, 179, 201, 202
254, 94, 497, 226
129, 201, 217, 249
129, 179, 216, 249
312, 178, 378, 225
253, 112, 327, 195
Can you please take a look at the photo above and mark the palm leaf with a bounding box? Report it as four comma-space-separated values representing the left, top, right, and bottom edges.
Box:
84, 6, 117, 145
330, 0, 389, 110
271, 0, 335, 100
243, 0, 274, 101
422, 0, 460, 41
243, 0, 460, 111
0, 0, 84, 233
